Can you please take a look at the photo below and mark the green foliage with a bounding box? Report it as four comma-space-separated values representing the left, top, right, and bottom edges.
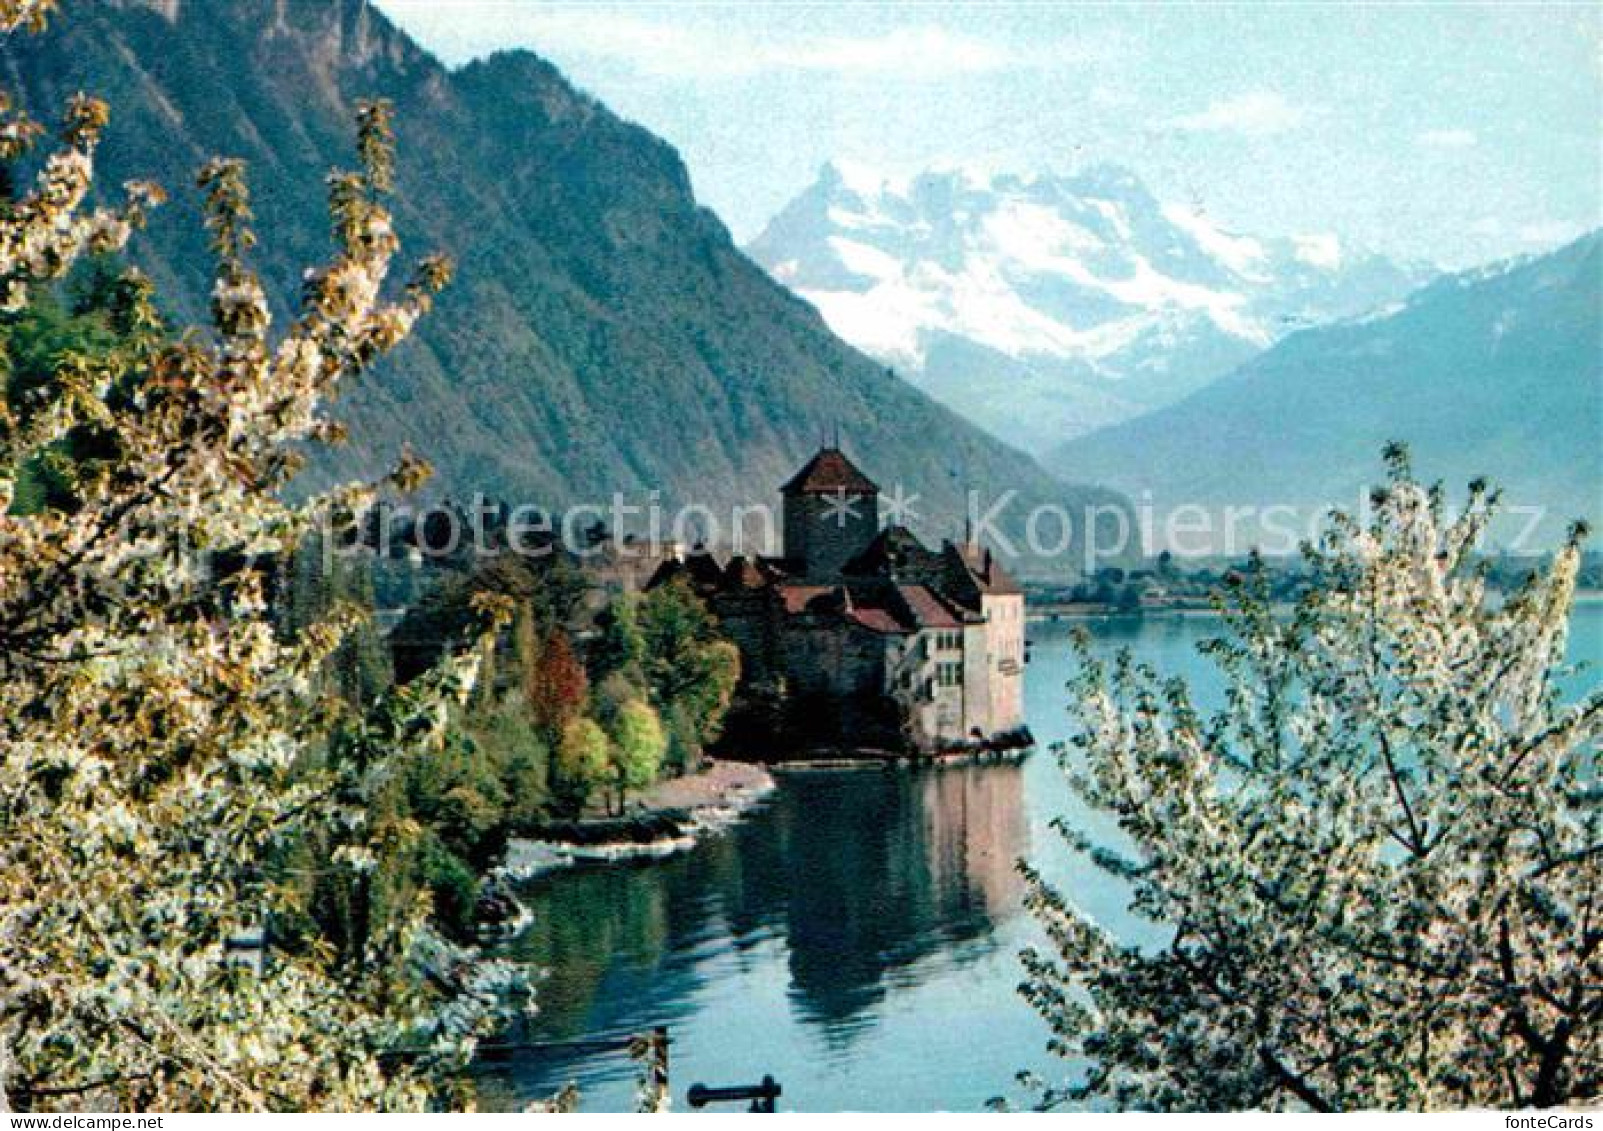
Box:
610, 698, 666, 806
661, 702, 700, 776
463, 700, 551, 830
399, 733, 508, 872
590, 593, 644, 684
416, 836, 482, 943
283, 535, 394, 707
387, 556, 738, 826
637, 579, 741, 764
557, 717, 613, 806
1, 257, 157, 514
275, 534, 526, 946
286, 686, 557, 951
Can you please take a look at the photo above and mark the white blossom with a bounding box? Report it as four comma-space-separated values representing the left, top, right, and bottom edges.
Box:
0, 27, 518, 1105
1023, 451, 1601, 1111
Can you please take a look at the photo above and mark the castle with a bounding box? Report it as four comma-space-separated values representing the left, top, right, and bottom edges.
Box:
649, 447, 1028, 755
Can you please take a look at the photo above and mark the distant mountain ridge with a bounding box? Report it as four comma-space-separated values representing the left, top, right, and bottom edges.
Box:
1, 0, 1128, 575
748, 161, 1432, 452
1047, 233, 1602, 550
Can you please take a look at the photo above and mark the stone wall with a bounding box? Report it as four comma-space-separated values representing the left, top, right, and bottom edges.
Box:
775, 615, 886, 701
716, 595, 908, 750
784, 492, 879, 578
933, 628, 967, 741
886, 633, 938, 747
715, 592, 1028, 752
960, 621, 990, 739
981, 593, 1026, 732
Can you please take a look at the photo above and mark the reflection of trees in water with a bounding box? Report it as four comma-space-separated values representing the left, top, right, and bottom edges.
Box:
484, 843, 751, 1106
505, 867, 672, 1034
503, 835, 749, 1037
492, 762, 1029, 1092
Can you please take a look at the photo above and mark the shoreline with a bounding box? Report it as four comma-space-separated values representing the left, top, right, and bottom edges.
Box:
1029, 589, 1603, 623
1028, 603, 1218, 622
762, 743, 1035, 772
490, 737, 1035, 887
494, 760, 776, 883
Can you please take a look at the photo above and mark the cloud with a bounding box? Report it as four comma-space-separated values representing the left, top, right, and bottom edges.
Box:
779, 27, 1020, 75
1469, 217, 1585, 250
1417, 128, 1478, 150
1170, 92, 1304, 136
481, 10, 1069, 80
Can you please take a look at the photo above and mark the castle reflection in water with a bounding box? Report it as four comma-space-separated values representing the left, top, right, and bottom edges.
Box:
759, 761, 1029, 1030
486, 760, 1030, 1105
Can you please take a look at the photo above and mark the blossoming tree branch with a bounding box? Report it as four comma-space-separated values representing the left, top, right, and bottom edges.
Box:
1023, 446, 1602, 1110
0, 3, 536, 1111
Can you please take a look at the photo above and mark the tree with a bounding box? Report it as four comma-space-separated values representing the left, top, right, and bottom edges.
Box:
1, 260, 143, 513
462, 700, 551, 830
557, 717, 612, 809
525, 627, 589, 738
282, 531, 393, 709
1020, 447, 1602, 1111
0, 7, 527, 1106
0, 2, 55, 34
611, 698, 667, 812
637, 579, 740, 766
590, 592, 644, 684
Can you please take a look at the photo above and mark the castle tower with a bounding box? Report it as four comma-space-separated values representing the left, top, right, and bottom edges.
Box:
781, 446, 880, 578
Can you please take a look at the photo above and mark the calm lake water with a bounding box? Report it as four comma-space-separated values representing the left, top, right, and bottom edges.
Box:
482, 600, 1603, 1113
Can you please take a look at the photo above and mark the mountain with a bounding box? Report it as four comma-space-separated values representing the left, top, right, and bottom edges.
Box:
1, 0, 1128, 575
747, 162, 1432, 452
1047, 233, 1602, 552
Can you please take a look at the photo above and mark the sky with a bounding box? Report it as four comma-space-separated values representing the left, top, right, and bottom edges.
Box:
374, 1, 1602, 270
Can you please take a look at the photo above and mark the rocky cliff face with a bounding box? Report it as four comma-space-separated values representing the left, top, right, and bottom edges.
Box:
1, 0, 1128, 574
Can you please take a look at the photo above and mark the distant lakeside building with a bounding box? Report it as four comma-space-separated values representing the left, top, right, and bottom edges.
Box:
648, 447, 1029, 757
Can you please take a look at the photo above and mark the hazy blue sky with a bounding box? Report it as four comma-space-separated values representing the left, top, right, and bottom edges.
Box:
376, 1, 1600, 269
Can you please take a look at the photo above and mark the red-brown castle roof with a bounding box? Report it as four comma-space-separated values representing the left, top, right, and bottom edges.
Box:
895, 584, 966, 630
780, 447, 879, 496
949, 541, 1022, 596
721, 554, 770, 590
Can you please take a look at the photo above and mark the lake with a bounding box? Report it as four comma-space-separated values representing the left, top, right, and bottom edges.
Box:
482, 599, 1603, 1112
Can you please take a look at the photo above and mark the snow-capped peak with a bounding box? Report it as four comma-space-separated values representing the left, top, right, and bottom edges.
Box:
820, 158, 907, 199
1293, 232, 1343, 270
746, 161, 1432, 452
1159, 203, 1270, 279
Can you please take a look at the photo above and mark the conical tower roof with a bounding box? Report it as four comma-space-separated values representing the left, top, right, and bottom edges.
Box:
780, 447, 879, 496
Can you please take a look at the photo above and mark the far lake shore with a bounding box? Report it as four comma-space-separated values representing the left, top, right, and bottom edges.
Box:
1028, 588, 1603, 623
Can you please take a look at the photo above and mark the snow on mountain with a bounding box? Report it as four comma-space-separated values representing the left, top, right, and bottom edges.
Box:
1046, 232, 1603, 550
747, 162, 1433, 453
